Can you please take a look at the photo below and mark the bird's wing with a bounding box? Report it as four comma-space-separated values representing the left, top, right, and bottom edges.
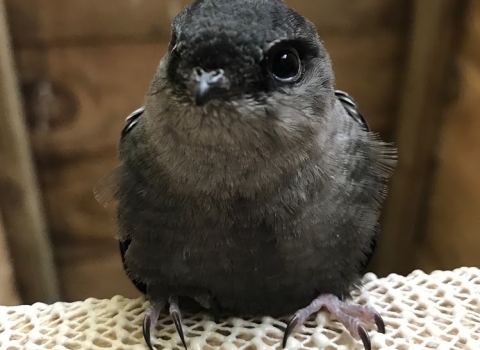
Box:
335, 90, 378, 272
334, 90, 370, 132
94, 107, 148, 295
93, 106, 146, 207
119, 236, 148, 295
121, 107, 145, 139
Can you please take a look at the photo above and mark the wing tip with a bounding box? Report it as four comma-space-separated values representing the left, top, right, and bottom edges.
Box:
334, 89, 370, 132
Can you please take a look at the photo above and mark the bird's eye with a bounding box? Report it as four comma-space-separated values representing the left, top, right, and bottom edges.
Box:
269, 47, 302, 83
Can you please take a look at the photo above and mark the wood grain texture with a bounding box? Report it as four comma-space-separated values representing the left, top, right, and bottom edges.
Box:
14, 44, 166, 299
0, 0, 59, 303
16, 44, 167, 243
372, 0, 467, 276
420, 0, 480, 271
57, 239, 141, 301
0, 213, 21, 306
5, 0, 410, 47
327, 33, 406, 136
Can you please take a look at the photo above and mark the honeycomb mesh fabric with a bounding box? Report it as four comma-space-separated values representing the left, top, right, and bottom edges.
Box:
0, 267, 479, 350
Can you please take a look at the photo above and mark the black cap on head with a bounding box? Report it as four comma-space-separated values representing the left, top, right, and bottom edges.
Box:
166, 0, 324, 105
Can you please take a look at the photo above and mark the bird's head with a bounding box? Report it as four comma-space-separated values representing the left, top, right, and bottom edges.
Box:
146, 0, 336, 148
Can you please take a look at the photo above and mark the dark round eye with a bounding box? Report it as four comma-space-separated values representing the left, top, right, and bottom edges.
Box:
269, 47, 301, 82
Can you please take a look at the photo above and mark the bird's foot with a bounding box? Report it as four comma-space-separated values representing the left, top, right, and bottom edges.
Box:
283, 294, 385, 350
143, 295, 188, 350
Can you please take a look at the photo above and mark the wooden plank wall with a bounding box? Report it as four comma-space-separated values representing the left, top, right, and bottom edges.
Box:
0, 0, 59, 304
5, 0, 412, 301
419, 0, 480, 272
0, 213, 20, 305
372, 0, 467, 277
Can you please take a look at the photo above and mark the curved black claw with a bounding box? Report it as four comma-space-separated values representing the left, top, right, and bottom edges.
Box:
166, 296, 187, 349
357, 324, 371, 350
282, 314, 299, 349
143, 315, 154, 350
171, 310, 187, 350
373, 311, 385, 334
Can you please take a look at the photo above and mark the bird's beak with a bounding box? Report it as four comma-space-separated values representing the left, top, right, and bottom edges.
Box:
190, 68, 230, 106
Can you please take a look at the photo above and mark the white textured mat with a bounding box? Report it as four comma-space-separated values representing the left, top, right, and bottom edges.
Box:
0, 268, 479, 350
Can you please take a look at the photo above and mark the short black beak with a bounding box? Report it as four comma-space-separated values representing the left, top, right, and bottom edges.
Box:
191, 68, 230, 106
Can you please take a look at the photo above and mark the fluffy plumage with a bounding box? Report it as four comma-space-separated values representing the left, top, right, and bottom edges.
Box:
94, 1, 397, 349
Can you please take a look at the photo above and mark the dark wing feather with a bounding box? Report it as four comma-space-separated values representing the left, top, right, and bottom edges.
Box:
120, 236, 148, 295
119, 107, 148, 294
94, 107, 148, 295
335, 90, 377, 272
93, 107, 146, 207
122, 107, 145, 138
335, 90, 370, 132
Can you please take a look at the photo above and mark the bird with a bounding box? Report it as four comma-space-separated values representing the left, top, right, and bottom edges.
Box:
94, 1, 397, 350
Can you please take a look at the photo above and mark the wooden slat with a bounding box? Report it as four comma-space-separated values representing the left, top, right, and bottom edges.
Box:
57, 240, 141, 301
420, 0, 480, 272
0, 0, 59, 303
327, 33, 406, 136
18, 44, 167, 166
5, 0, 188, 47
0, 213, 21, 306
5, 0, 410, 47
16, 44, 167, 244
372, 0, 467, 276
